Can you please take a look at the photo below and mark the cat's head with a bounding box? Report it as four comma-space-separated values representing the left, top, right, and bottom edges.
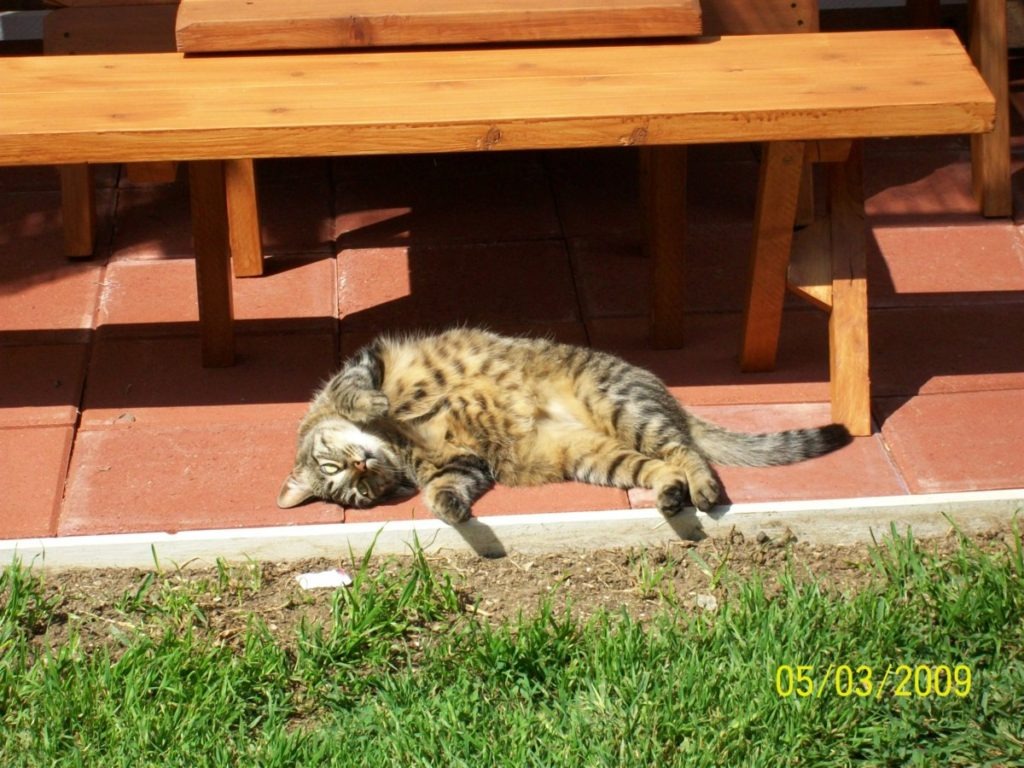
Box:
277, 418, 413, 509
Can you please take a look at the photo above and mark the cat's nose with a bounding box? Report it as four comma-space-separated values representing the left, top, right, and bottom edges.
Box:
352, 459, 367, 474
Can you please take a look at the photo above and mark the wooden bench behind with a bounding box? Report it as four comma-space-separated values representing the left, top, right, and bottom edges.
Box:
0, 30, 995, 434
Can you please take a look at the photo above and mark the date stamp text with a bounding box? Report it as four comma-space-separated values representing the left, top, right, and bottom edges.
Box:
774, 663, 972, 700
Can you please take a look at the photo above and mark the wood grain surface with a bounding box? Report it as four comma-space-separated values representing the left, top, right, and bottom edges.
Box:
175, 0, 702, 52
0, 30, 994, 166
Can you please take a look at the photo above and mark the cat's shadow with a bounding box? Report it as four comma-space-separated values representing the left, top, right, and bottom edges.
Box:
665, 512, 708, 543
451, 518, 508, 558
449, 508, 710, 560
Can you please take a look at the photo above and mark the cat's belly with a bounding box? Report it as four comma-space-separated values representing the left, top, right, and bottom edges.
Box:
405, 399, 569, 486
538, 397, 585, 429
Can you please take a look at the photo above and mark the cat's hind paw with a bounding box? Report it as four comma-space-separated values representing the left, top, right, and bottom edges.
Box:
656, 475, 719, 516
656, 481, 690, 518
689, 475, 720, 513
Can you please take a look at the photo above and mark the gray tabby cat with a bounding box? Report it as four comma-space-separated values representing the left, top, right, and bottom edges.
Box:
279, 328, 851, 523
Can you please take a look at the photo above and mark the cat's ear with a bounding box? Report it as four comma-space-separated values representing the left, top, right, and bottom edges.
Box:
277, 471, 316, 509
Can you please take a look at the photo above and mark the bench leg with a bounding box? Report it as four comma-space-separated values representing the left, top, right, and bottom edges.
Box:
825, 142, 872, 436
225, 159, 264, 277
741, 140, 872, 436
642, 146, 688, 348
188, 160, 235, 367
795, 163, 816, 228
59, 164, 96, 259
969, 0, 1011, 217
740, 141, 806, 371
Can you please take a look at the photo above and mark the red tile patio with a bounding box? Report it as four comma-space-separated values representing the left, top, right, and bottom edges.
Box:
2, 134, 1023, 545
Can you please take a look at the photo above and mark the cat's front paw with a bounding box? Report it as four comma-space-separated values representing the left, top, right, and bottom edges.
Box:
427, 488, 471, 525
350, 390, 390, 423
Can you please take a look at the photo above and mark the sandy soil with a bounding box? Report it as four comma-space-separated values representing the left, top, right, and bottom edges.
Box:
23, 520, 1019, 658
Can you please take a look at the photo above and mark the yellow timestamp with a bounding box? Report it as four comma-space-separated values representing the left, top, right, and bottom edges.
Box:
775, 663, 972, 700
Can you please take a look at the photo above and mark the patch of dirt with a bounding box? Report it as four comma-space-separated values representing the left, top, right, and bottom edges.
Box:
23, 521, 1021, 656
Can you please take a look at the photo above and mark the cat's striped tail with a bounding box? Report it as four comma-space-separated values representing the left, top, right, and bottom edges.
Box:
688, 416, 852, 467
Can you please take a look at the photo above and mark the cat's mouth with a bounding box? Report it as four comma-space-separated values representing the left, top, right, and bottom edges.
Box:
339, 461, 380, 507
340, 457, 410, 508
343, 481, 401, 508
346, 476, 377, 507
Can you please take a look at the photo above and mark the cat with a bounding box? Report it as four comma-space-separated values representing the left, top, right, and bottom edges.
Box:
278, 328, 851, 523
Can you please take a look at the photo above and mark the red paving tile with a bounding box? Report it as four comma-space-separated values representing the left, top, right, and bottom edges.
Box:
694, 402, 904, 501
0, 344, 87, 428
1, 137, 1022, 543
684, 220, 759, 312
60, 423, 344, 536
334, 152, 561, 247
864, 151, 980, 224
0, 261, 104, 344
109, 181, 192, 261
369, 482, 629, 523
869, 223, 1024, 307
470, 483, 630, 517
343, 501, 416, 524
546, 148, 644, 240
547, 147, 761, 241
569, 221, 755, 319
0, 188, 113, 259
588, 312, 833, 407
97, 256, 336, 335
569, 239, 648, 318
337, 242, 579, 330
0, 427, 74, 539
255, 177, 335, 255
877, 391, 1024, 494
80, 334, 336, 428
0, 190, 113, 343
630, 402, 905, 509
870, 305, 1024, 397
339, 321, 588, 357
686, 157, 761, 226
111, 170, 333, 261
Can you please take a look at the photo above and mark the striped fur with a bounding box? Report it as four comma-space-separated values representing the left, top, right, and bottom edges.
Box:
279, 329, 852, 523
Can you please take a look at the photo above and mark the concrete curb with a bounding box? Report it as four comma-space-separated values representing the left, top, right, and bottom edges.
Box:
3, 489, 1021, 570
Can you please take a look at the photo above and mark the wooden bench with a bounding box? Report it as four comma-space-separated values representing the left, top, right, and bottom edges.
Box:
41, 0, 822, 278
910, 0, 1010, 218
168, 0, 817, 279
0, 29, 994, 435
43, 0, 264, 275
174, 0, 703, 50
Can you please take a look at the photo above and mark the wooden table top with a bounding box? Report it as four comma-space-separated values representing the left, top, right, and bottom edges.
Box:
174, 0, 703, 52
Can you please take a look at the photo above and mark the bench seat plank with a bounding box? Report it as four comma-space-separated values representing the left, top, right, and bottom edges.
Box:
0, 30, 993, 166
175, 0, 703, 52
0, 29, 996, 428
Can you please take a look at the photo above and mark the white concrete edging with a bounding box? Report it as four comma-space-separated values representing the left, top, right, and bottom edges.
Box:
2, 489, 1021, 571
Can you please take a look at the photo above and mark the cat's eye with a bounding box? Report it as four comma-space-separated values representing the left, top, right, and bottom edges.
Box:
320, 462, 342, 476
357, 480, 371, 496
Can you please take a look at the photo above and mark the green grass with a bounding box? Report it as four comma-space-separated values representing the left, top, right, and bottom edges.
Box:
2, 524, 1023, 767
